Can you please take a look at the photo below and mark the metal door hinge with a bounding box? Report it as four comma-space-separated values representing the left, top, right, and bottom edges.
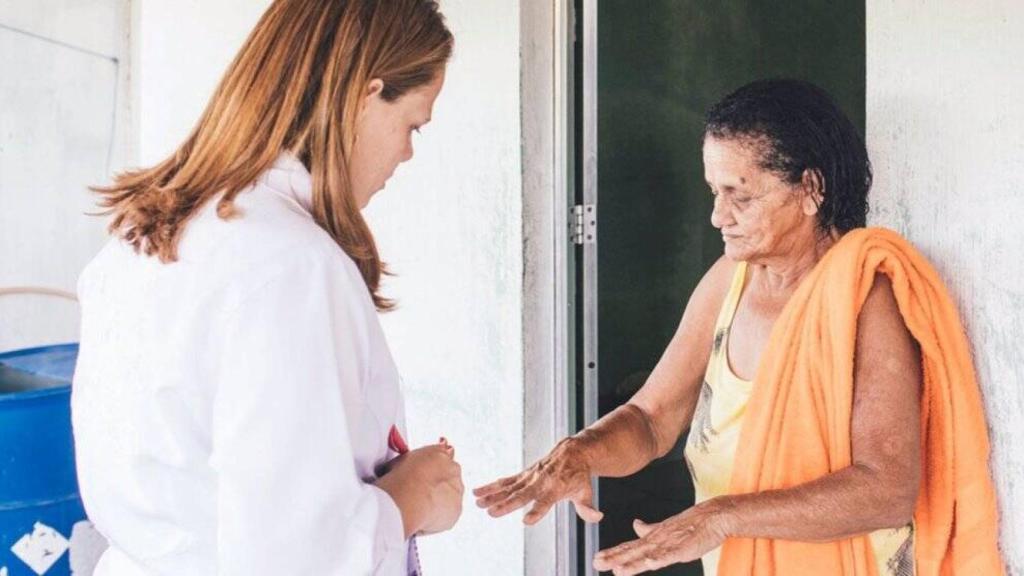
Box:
572, 204, 597, 245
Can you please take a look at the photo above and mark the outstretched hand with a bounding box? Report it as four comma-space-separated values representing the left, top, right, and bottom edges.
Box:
473, 437, 603, 525
592, 499, 732, 575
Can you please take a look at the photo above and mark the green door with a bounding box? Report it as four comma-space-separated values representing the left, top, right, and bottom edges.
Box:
578, 1, 865, 574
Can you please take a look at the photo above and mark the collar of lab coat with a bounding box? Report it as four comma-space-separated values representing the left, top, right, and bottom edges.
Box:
262, 153, 314, 214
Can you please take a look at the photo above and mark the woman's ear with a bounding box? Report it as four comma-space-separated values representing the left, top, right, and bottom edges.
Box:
358, 78, 385, 116
800, 168, 825, 216
365, 78, 385, 99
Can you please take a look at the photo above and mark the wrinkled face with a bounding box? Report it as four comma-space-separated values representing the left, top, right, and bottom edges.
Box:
349, 70, 446, 209
703, 136, 821, 262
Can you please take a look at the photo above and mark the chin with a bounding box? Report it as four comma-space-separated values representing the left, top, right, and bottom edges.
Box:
357, 188, 383, 210
723, 243, 752, 262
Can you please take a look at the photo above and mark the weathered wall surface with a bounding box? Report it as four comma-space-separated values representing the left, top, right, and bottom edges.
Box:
868, 1, 1024, 571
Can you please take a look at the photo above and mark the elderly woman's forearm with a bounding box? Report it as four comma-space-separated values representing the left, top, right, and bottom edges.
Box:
571, 403, 662, 477
719, 463, 917, 543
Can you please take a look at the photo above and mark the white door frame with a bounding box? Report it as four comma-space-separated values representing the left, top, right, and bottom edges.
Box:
521, 0, 578, 573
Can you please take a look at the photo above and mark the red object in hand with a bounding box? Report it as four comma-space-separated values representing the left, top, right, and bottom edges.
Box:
388, 425, 410, 454
388, 426, 453, 458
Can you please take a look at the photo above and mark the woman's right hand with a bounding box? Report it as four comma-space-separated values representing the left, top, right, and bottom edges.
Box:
376, 444, 464, 537
473, 437, 603, 525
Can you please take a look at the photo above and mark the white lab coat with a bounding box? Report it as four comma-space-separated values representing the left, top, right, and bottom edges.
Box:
71, 154, 409, 575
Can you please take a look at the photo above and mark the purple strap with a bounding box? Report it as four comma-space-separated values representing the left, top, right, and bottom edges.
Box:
407, 536, 422, 575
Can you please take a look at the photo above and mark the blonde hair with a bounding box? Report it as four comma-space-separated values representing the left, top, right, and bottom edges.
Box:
93, 0, 453, 310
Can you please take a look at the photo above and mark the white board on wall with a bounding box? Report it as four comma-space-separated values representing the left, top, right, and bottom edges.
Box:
0, 0, 128, 352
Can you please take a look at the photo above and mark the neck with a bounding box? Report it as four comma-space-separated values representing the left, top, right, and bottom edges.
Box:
753, 229, 838, 293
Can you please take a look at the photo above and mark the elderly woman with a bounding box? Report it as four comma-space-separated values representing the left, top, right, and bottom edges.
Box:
475, 79, 1003, 576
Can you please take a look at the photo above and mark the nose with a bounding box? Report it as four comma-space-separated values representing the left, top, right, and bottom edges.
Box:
710, 194, 732, 229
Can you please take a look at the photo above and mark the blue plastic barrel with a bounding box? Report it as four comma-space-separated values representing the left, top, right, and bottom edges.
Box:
0, 344, 85, 576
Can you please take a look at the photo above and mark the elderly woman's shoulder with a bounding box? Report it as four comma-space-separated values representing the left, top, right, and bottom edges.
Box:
860, 273, 903, 328
689, 255, 742, 316
854, 271, 921, 375
707, 255, 740, 282
705, 255, 741, 290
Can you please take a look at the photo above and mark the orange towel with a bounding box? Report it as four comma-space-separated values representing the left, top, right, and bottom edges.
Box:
717, 227, 1003, 576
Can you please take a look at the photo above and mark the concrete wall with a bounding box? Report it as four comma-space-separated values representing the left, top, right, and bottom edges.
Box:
867, 1, 1024, 572
0, 0, 130, 352
134, 1, 524, 573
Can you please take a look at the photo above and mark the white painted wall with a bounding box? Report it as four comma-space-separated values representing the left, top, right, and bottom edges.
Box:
867, 1, 1024, 572
134, 0, 270, 164
0, 0, 130, 352
364, 0, 525, 572
133, 1, 524, 574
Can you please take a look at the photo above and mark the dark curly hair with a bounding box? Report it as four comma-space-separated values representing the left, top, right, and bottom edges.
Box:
703, 79, 872, 234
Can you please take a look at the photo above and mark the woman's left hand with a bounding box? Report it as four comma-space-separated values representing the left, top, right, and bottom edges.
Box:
592, 498, 734, 575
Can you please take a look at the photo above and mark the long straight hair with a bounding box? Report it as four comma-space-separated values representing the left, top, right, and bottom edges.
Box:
93, 0, 453, 310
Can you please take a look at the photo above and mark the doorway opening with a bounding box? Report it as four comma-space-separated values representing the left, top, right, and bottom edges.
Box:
571, 2, 866, 574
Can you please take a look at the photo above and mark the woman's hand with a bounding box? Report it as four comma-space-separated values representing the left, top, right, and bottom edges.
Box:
592, 498, 734, 575
473, 437, 604, 525
376, 444, 464, 537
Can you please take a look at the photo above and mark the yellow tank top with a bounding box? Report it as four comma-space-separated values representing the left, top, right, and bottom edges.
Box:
683, 261, 916, 576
